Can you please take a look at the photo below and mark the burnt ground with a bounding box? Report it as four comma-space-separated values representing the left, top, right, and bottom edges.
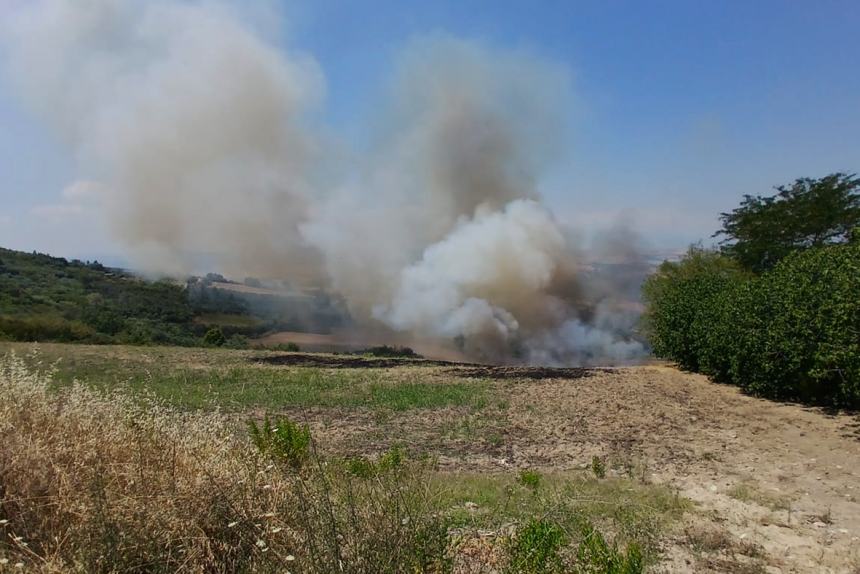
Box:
254, 352, 468, 369
255, 352, 601, 380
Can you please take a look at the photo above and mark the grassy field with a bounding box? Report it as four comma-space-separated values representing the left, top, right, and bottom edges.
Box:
3, 342, 859, 572
0, 342, 689, 573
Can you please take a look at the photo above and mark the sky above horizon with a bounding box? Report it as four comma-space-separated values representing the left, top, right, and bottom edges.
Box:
1, 0, 858, 267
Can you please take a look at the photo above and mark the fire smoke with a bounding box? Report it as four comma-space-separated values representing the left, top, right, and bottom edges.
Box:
2, 0, 645, 365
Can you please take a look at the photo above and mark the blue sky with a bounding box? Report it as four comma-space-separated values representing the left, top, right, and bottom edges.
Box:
1, 0, 859, 263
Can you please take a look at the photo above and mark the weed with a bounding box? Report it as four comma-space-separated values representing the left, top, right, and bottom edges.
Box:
592, 455, 607, 479
518, 469, 543, 491
575, 521, 644, 573
248, 414, 311, 469
505, 518, 567, 574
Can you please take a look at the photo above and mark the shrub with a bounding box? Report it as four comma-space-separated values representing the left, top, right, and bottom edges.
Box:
591, 456, 606, 479
518, 469, 543, 490
360, 345, 422, 358
345, 446, 407, 478
505, 518, 567, 574
641, 247, 747, 372
248, 415, 311, 469
642, 242, 860, 406
202, 326, 226, 347
736, 243, 860, 403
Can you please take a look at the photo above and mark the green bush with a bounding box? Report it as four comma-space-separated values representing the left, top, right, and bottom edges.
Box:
642, 242, 860, 406
518, 469, 543, 490
202, 326, 226, 347
248, 415, 311, 469
642, 247, 747, 372
506, 518, 567, 574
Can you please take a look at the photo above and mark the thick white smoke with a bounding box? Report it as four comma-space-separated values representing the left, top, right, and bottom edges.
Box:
3, 0, 325, 279
2, 0, 645, 365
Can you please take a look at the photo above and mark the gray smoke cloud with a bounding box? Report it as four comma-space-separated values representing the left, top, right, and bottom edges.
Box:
2, 0, 645, 365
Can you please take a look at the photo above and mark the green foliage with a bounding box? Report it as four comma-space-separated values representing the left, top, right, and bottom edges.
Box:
506, 519, 567, 574
346, 446, 407, 478
575, 522, 644, 574
518, 469, 543, 490
643, 242, 860, 406
202, 326, 226, 347
0, 247, 271, 346
361, 345, 422, 358
248, 415, 311, 469
716, 173, 860, 272
641, 247, 747, 372
591, 456, 606, 479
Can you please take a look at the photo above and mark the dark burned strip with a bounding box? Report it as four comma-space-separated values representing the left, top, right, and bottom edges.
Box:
449, 366, 603, 380
254, 353, 604, 380
253, 353, 469, 369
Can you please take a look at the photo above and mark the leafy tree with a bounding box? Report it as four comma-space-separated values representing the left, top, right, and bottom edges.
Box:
715, 173, 860, 272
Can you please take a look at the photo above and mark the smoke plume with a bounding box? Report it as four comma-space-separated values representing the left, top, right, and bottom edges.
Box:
2, 0, 646, 365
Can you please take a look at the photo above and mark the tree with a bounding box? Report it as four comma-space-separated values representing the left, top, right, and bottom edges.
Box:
715, 173, 860, 272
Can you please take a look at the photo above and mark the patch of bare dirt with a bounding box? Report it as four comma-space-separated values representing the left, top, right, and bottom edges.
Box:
265, 363, 860, 573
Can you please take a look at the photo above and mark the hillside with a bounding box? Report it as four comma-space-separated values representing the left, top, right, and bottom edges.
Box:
0, 247, 204, 344
0, 246, 287, 346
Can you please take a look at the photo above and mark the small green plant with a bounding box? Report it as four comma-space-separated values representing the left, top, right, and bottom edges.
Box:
345, 446, 407, 478
378, 445, 406, 471
346, 456, 378, 478
248, 415, 311, 469
202, 326, 226, 347
506, 518, 567, 574
518, 469, 543, 491
575, 522, 644, 573
591, 456, 606, 479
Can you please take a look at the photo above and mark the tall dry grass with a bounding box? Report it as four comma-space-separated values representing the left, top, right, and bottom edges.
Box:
0, 352, 451, 573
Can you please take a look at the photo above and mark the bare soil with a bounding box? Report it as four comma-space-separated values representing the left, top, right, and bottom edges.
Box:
271, 363, 860, 573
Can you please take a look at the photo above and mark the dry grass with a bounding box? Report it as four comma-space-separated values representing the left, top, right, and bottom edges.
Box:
0, 352, 451, 573
0, 351, 687, 573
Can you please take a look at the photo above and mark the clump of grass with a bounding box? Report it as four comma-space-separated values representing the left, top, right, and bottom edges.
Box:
592, 455, 607, 479
727, 482, 792, 512
518, 469, 543, 491
248, 414, 311, 469
505, 518, 567, 573
345, 446, 407, 478
576, 521, 644, 573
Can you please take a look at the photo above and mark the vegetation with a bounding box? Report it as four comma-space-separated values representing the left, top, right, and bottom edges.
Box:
359, 345, 422, 359
0, 352, 686, 572
0, 343, 487, 412
715, 173, 860, 272
0, 247, 334, 348
248, 415, 312, 469
644, 173, 860, 406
